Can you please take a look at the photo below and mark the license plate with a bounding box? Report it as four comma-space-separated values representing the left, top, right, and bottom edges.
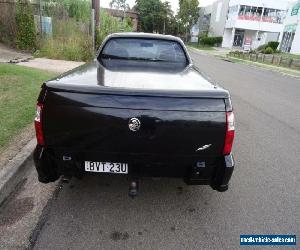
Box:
84, 161, 128, 174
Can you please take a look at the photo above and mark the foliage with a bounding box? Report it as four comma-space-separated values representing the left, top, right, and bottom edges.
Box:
96, 9, 133, 48
109, 0, 130, 11
188, 43, 216, 51
43, 0, 91, 22
256, 41, 279, 53
0, 64, 55, 149
256, 44, 267, 52
135, 0, 176, 34
263, 47, 274, 54
15, 0, 36, 50
178, 0, 199, 39
267, 41, 279, 51
199, 36, 223, 46
36, 19, 93, 61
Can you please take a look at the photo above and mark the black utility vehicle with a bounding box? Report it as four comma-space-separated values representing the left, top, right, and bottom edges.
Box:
34, 33, 235, 196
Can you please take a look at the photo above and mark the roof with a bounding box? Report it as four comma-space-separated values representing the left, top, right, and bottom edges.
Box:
102, 8, 139, 19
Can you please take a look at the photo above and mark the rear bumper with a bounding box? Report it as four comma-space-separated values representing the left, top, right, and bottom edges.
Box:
33, 145, 234, 192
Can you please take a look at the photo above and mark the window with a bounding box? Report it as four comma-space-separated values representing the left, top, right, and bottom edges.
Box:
99, 38, 188, 70
239, 5, 246, 15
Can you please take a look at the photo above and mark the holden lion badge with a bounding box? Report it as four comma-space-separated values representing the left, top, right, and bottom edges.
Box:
128, 118, 141, 132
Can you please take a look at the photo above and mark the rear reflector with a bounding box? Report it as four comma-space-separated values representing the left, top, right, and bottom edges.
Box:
223, 111, 235, 155
34, 103, 45, 145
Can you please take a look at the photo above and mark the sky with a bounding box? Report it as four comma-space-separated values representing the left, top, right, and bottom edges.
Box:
100, 0, 297, 13
100, 0, 215, 14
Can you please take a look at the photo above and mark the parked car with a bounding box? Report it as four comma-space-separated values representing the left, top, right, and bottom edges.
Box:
34, 33, 235, 196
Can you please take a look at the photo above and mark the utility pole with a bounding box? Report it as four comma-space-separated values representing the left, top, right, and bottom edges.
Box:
94, 0, 100, 27
92, 0, 100, 50
39, 0, 43, 36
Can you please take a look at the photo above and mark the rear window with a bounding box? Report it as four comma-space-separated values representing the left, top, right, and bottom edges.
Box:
99, 38, 188, 69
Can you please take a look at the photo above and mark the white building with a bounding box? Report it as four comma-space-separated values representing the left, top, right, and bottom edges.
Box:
191, 0, 229, 42
222, 0, 290, 50
279, 1, 300, 53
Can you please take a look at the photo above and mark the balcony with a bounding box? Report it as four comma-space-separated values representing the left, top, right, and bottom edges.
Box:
225, 5, 286, 32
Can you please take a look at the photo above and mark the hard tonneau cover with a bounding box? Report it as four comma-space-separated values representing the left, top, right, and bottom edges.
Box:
45, 62, 229, 99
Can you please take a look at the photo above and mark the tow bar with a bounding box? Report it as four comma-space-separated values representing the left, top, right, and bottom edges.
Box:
129, 179, 139, 198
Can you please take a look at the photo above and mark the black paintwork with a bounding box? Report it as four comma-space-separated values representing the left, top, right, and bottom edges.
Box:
34, 33, 234, 191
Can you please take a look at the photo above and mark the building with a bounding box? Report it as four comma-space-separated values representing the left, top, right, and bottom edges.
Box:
191, 0, 229, 42
209, 0, 230, 36
279, 1, 300, 53
222, 0, 289, 50
102, 8, 139, 31
190, 5, 212, 42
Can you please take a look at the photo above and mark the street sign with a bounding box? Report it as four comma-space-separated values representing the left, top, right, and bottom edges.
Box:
244, 37, 252, 51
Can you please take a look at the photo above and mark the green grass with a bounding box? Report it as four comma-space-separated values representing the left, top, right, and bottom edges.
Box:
0, 64, 55, 149
187, 43, 216, 51
225, 56, 300, 78
275, 52, 300, 60
34, 19, 94, 62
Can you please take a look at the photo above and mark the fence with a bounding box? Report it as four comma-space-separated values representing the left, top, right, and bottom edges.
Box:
228, 51, 300, 71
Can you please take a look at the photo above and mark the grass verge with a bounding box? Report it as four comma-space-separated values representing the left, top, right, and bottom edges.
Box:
0, 63, 55, 150
187, 43, 215, 51
225, 56, 300, 78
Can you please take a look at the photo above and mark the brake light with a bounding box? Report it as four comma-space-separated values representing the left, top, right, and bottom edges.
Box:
34, 103, 45, 145
223, 111, 235, 155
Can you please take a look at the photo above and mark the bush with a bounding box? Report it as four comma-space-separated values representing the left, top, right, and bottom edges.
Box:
96, 9, 133, 48
257, 41, 279, 53
199, 36, 223, 46
36, 19, 93, 61
264, 47, 274, 54
267, 41, 279, 51
15, 0, 36, 50
256, 44, 267, 52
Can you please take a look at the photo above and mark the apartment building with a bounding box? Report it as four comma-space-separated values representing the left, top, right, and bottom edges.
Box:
191, 0, 229, 42
222, 0, 289, 49
279, 1, 300, 53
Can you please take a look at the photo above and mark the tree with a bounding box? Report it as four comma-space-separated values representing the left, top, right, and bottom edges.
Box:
96, 9, 133, 47
160, 1, 173, 34
16, 0, 36, 50
135, 0, 162, 33
178, 0, 199, 41
109, 0, 130, 11
135, 0, 177, 34
110, 0, 130, 29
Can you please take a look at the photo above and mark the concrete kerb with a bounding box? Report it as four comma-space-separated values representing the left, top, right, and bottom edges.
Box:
0, 138, 36, 205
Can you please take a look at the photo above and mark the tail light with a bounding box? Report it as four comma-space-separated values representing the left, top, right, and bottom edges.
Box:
34, 103, 45, 145
223, 111, 235, 155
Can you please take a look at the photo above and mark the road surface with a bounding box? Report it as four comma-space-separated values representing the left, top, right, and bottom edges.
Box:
21, 51, 300, 249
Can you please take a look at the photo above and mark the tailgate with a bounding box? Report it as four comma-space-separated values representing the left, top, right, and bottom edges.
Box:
43, 91, 226, 156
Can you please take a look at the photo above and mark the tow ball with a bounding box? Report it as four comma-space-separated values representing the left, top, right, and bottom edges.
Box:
128, 179, 139, 198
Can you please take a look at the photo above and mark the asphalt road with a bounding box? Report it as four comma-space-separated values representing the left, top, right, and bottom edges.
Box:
32, 51, 300, 250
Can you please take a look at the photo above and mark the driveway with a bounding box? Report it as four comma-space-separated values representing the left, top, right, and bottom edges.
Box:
17, 58, 85, 74
0, 43, 32, 63
0, 43, 84, 73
